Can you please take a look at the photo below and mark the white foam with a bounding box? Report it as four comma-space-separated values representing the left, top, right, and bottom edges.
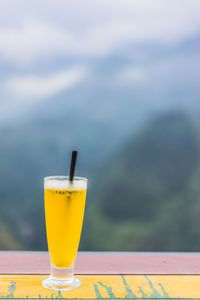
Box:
44, 179, 87, 190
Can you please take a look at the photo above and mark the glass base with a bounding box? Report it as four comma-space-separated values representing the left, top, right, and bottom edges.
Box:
42, 275, 81, 291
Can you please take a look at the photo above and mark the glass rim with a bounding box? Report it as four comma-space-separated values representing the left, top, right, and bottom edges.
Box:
44, 176, 87, 182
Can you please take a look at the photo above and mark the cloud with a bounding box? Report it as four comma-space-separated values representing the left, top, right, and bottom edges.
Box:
116, 66, 145, 86
3, 66, 88, 101
0, 0, 200, 65
0, 0, 200, 121
0, 21, 73, 65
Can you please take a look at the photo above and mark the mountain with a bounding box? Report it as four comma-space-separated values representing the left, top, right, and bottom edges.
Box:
0, 97, 144, 250
83, 111, 200, 251
0, 116, 110, 249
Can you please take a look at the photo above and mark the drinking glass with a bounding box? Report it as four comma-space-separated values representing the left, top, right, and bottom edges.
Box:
42, 176, 87, 290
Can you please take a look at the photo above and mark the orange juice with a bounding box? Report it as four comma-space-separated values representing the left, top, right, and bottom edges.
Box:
44, 180, 87, 268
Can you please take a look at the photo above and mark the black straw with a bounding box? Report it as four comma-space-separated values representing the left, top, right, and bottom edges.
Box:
69, 151, 78, 183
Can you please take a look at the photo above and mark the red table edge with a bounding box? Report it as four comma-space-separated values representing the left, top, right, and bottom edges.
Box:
1, 251, 200, 275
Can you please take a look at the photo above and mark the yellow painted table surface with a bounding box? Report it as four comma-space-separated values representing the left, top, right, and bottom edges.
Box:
0, 275, 200, 299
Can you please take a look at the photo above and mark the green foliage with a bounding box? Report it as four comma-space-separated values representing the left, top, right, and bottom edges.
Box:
84, 111, 200, 251
0, 115, 116, 249
91, 112, 199, 221
1, 110, 200, 251
0, 217, 22, 250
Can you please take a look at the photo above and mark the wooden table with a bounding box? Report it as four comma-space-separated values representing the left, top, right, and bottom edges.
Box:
0, 251, 200, 299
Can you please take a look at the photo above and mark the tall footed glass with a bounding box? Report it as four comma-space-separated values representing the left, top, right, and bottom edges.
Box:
42, 176, 87, 291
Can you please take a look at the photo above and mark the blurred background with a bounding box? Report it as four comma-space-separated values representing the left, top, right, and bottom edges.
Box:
0, 0, 200, 251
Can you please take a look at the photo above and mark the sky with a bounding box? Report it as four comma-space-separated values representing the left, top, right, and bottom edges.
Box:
0, 0, 200, 122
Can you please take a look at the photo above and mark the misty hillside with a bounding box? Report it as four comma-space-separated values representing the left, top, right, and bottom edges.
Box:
83, 111, 200, 251
0, 104, 140, 250
1, 110, 200, 251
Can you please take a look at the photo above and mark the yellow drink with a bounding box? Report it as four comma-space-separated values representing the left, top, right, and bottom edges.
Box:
44, 178, 87, 269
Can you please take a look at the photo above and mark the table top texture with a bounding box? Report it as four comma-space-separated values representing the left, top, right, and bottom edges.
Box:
0, 251, 200, 299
